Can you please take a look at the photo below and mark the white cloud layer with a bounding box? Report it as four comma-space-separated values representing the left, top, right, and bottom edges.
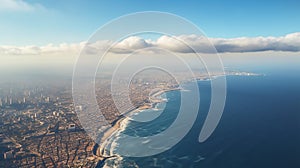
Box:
1, 32, 300, 56
111, 32, 300, 53
0, 0, 44, 12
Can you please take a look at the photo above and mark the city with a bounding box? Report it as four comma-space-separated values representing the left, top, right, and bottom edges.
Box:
0, 70, 259, 167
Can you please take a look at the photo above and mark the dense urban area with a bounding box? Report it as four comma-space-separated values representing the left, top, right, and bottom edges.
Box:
0, 70, 258, 167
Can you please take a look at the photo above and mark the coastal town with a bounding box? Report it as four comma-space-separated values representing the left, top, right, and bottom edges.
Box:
0, 70, 260, 167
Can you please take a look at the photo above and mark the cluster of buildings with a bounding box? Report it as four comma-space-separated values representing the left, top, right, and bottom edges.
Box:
0, 83, 100, 167
0, 70, 257, 167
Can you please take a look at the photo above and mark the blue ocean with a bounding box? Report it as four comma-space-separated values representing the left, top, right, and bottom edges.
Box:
102, 66, 300, 168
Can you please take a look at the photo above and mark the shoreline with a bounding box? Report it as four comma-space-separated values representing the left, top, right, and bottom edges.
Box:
92, 71, 262, 162
94, 87, 181, 159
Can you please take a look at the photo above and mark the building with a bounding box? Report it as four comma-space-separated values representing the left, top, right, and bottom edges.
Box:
75, 105, 82, 111
45, 97, 50, 103
4, 151, 13, 159
68, 124, 76, 131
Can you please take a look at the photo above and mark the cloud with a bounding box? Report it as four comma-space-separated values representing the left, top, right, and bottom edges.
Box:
1, 33, 300, 56
153, 34, 216, 53
110, 32, 300, 54
0, 43, 84, 56
0, 0, 45, 12
212, 32, 300, 53
110, 36, 151, 54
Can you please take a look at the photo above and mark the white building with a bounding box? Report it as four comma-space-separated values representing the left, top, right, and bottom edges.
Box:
68, 124, 76, 131
4, 151, 13, 159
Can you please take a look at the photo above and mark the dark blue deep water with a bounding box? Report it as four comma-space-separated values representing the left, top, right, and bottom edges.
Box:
105, 67, 300, 168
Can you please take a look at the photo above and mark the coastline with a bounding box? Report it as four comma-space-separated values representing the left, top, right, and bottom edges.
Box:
94, 87, 181, 159
92, 71, 262, 165
93, 71, 262, 163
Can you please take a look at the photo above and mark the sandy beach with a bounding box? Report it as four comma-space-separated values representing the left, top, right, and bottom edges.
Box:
94, 87, 181, 158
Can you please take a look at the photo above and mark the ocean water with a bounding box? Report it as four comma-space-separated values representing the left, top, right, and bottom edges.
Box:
102, 67, 300, 168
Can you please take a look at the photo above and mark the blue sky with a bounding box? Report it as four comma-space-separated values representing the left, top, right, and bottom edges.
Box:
0, 0, 299, 46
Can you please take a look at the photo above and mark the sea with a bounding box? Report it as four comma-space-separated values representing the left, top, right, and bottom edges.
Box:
101, 65, 300, 168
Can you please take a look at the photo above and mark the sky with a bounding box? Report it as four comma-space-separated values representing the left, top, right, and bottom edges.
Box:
0, 0, 300, 46
0, 0, 300, 77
